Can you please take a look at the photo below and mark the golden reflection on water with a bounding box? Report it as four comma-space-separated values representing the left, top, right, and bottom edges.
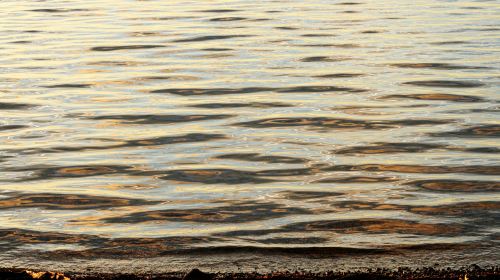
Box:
0, 0, 499, 270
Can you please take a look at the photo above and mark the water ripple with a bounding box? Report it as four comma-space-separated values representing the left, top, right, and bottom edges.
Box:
1, 0, 498, 270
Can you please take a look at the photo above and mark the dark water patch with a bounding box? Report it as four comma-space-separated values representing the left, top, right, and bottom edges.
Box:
332, 201, 404, 212
10, 40, 31, 44
0, 125, 27, 131
94, 183, 158, 190
150, 16, 197, 21
331, 142, 499, 155
173, 246, 386, 256
328, 43, 362, 48
159, 169, 275, 184
431, 125, 500, 138
209, 17, 247, 22
278, 191, 343, 200
152, 75, 200, 81
129, 31, 162, 37
275, 26, 298, 30
462, 27, 500, 32
0, 228, 102, 252
201, 48, 234, 51
196, 53, 234, 59
0, 155, 12, 162
122, 133, 226, 148
286, 219, 464, 236
45, 165, 129, 177
138, 76, 174, 80
444, 108, 499, 114
315, 73, 365, 78
189, 102, 292, 108
332, 201, 499, 224
300, 56, 351, 62
314, 176, 398, 183
323, 164, 500, 175
407, 180, 500, 192
0, 102, 35, 110
250, 237, 329, 244
463, 147, 500, 153
151, 87, 272, 95
361, 30, 383, 34
332, 142, 448, 155
403, 80, 485, 88
6, 165, 133, 181
277, 85, 365, 93
102, 201, 312, 224
409, 201, 500, 221
430, 41, 470, 45
234, 117, 450, 130
0, 193, 159, 210
337, 2, 364, 4
215, 153, 308, 164
197, 9, 241, 13
87, 60, 145, 66
29, 9, 89, 13
156, 167, 321, 184
287, 42, 363, 49
221, 219, 465, 237
380, 93, 484, 103
256, 168, 320, 177
79, 236, 221, 258
19, 133, 226, 155
0, 228, 219, 257
90, 45, 164, 51
249, 18, 272, 22
333, 104, 429, 111
462, 6, 484, 10
43, 83, 91, 88
173, 35, 251, 43
389, 63, 490, 70
297, 43, 356, 47
151, 85, 366, 95
301, 34, 334, 37
87, 114, 234, 124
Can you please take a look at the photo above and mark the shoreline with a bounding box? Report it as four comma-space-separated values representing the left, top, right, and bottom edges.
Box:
1, 266, 499, 280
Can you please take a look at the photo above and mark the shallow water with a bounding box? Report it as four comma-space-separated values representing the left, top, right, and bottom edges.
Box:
0, 0, 499, 272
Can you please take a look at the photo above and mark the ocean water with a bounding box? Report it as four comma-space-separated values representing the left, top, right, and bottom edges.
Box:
0, 0, 498, 272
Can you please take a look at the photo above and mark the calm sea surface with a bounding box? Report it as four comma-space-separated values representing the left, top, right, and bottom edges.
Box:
0, 0, 499, 272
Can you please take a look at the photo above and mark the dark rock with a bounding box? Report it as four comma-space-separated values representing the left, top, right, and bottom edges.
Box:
183, 269, 212, 280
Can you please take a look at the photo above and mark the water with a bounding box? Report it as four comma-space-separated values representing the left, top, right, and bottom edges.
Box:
0, 0, 499, 272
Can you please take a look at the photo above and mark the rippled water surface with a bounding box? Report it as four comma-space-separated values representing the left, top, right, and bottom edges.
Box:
1, 0, 499, 272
